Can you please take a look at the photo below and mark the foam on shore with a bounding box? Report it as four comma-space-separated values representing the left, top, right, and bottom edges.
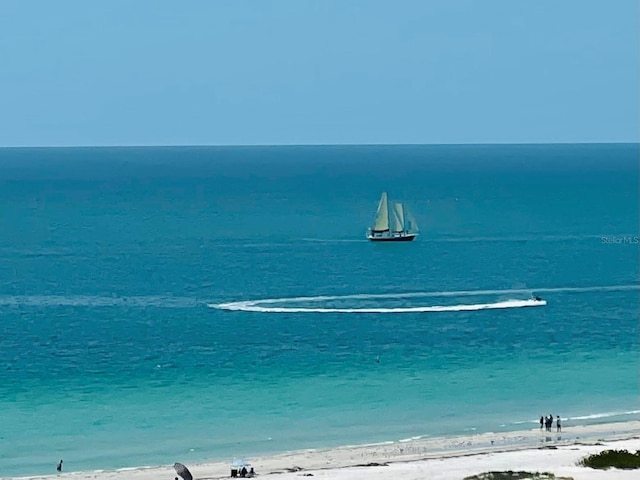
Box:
7, 420, 640, 480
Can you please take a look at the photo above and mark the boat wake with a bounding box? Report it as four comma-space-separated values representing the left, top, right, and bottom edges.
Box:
210, 284, 638, 314
0, 295, 199, 308
2, 284, 634, 312
212, 298, 546, 313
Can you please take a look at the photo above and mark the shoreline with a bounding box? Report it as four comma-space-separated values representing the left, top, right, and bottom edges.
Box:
7, 420, 640, 480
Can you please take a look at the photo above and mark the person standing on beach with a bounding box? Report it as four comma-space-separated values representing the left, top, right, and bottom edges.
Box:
539, 416, 544, 430
556, 415, 561, 432
57, 460, 63, 472
544, 416, 549, 431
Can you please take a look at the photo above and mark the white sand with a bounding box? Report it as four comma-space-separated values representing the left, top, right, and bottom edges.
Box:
6, 421, 640, 480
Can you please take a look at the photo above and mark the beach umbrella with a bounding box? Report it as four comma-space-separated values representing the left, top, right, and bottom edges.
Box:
173, 462, 193, 480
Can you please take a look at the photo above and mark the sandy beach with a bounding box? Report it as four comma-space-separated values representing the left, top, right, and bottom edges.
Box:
7, 421, 639, 480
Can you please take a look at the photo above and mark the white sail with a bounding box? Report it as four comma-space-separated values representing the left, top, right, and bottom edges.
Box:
391, 202, 405, 232
404, 208, 418, 233
372, 192, 389, 231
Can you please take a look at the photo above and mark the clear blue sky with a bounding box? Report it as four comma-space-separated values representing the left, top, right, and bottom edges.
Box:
0, 1, 637, 146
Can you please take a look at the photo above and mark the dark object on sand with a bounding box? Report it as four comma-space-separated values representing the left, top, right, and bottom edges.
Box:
173, 462, 194, 480
580, 449, 640, 469
57, 460, 63, 472
463, 472, 571, 480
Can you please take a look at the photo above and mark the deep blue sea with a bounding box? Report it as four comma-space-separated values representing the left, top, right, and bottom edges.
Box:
0, 144, 638, 476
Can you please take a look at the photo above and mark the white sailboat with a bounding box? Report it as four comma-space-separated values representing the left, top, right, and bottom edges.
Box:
367, 192, 418, 242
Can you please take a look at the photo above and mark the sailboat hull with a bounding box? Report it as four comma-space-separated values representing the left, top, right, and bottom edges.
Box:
367, 233, 417, 242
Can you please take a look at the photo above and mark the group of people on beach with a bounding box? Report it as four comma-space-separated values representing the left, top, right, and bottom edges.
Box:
540, 414, 561, 432
230, 466, 255, 477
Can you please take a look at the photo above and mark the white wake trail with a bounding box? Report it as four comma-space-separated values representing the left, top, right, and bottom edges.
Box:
210, 283, 638, 314
0, 295, 199, 308
213, 299, 546, 314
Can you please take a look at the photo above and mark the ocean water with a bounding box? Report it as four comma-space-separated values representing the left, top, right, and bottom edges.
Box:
0, 144, 638, 476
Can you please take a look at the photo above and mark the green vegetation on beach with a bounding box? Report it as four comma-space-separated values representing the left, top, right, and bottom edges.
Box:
580, 449, 640, 469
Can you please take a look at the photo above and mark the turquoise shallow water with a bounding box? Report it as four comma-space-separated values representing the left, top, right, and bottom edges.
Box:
0, 144, 638, 476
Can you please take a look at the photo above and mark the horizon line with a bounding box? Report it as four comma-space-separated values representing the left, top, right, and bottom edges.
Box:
0, 141, 638, 150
